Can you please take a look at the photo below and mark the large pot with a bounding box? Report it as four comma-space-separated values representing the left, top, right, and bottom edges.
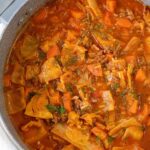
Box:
0, 0, 150, 150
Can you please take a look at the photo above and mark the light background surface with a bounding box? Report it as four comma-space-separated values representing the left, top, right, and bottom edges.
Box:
0, 125, 16, 150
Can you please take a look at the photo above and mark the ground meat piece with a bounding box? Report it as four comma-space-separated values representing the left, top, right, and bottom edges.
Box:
72, 97, 82, 113
52, 114, 61, 124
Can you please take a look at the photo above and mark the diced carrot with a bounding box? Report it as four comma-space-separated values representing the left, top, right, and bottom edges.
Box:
63, 92, 72, 112
116, 18, 132, 28
147, 117, 150, 126
62, 144, 75, 150
47, 45, 60, 59
66, 30, 78, 42
33, 8, 48, 23
4, 75, 11, 87
129, 100, 138, 114
95, 122, 106, 130
126, 94, 132, 106
87, 63, 102, 77
145, 36, 150, 54
92, 89, 102, 99
91, 127, 107, 140
135, 69, 147, 82
126, 94, 136, 113
106, 0, 116, 13
106, 54, 113, 61
125, 55, 136, 65
139, 104, 149, 122
50, 92, 61, 105
104, 11, 113, 26
71, 10, 83, 19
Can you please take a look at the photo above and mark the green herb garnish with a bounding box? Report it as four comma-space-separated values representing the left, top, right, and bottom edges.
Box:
96, 136, 100, 142
130, 90, 139, 100
46, 104, 58, 112
108, 136, 115, 143
65, 56, 78, 66
113, 41, 121, 51
81, 87, 86, 93
93, 23, 104, 31
120, 89, 128, 97
58, 106, 66, 115
46, 104, 66, 115
55, 55, 62, 66
39, 50, 46, 59
140, 126, 146, 131
112, 83, 120, 91
27, 91, 39, 100
89, 87, 95, 93
99, 31, 109, 40
65, 83, 73, 92
82, 13, 92, 25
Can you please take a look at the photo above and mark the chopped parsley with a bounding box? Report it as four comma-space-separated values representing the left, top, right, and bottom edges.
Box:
120, 89, 128, 97
58, 106, 66, 115
140, 126, 146, 131
96, 136, 100, 142
112, 83, 120, 91
81, 87, 86, 93
46, 104, 66, 115
89, 87, 95, 93
65, 83, 73, 92
46, 104, 58, 112
65, 56, 78, 66
27, 91, 39, 100
82, 13, 92, 25
55, 55, 62, 66
39, 50, 46, 59
113, 41, 121, 51
93, 23, 104, 31
130, 90, 139, 100
99, 31, 109, 40
108, 136, 115, 143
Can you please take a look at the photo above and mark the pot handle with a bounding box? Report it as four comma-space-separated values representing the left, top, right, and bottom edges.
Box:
0, 0, 28, 39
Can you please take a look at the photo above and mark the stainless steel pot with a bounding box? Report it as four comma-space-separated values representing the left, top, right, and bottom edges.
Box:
0, 0, 149, 150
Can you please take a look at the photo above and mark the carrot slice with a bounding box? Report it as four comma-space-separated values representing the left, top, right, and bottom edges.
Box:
71, 10, 83, 19
125, 55, 136, 65
33, 8, 48, 23
47, 45, 60, 59
139, 104, 149, 122
116, 18, 132, 28
129, 100, 138, 114
106, 0, 116, 13
50, 92, 61, 105
4, 75, 11, 87
63, 92, 72, 112
135, 69, 146, 82
91, 127, 107, 141
104, 11, 113, 26
87, 63, 102, 77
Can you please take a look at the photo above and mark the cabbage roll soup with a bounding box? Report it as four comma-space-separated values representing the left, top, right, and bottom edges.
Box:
4, 0, 150, 149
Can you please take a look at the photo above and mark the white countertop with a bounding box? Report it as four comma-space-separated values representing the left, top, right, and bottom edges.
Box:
0, 125, 16, 150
